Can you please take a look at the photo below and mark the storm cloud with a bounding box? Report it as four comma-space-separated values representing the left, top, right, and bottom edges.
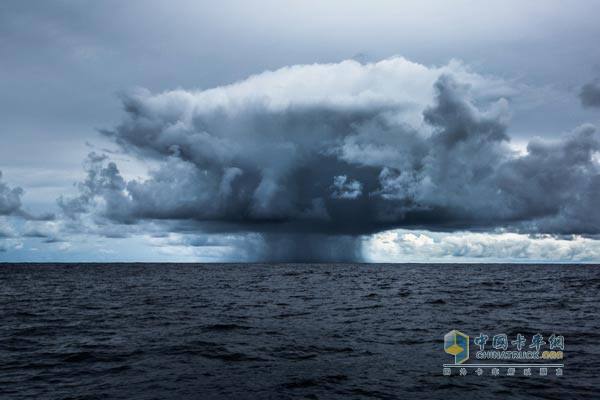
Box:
59, 58, 600, 261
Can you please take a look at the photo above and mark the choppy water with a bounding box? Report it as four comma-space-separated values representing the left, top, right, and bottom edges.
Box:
1, 263, 599, 399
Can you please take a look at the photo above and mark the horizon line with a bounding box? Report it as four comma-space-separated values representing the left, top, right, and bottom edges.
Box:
1, 261, 599, 265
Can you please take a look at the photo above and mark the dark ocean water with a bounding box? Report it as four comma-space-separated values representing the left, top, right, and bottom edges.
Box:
1, 263, 599, 400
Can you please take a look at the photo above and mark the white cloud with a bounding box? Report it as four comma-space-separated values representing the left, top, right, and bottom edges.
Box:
365, 229, 600, 262
124, 57, 512, 134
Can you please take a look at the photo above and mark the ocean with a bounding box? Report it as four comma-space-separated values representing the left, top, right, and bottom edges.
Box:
1, 263, 599, 399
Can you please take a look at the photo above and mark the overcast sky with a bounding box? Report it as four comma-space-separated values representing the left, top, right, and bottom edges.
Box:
1, 0, 600, 262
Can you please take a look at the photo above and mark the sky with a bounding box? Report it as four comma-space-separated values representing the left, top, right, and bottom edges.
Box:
1, 0, 600, 262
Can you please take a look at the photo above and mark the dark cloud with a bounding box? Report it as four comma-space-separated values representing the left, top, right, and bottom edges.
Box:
260, 234, 363, 263
58, 59, 600, 261
497, 124, 600, 234
580, 80, 600, 108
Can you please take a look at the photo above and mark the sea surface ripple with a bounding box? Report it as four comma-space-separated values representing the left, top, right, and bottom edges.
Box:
1, 263, 599, 399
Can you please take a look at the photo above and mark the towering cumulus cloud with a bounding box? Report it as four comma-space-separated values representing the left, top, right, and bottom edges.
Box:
60, 57, 600, 261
